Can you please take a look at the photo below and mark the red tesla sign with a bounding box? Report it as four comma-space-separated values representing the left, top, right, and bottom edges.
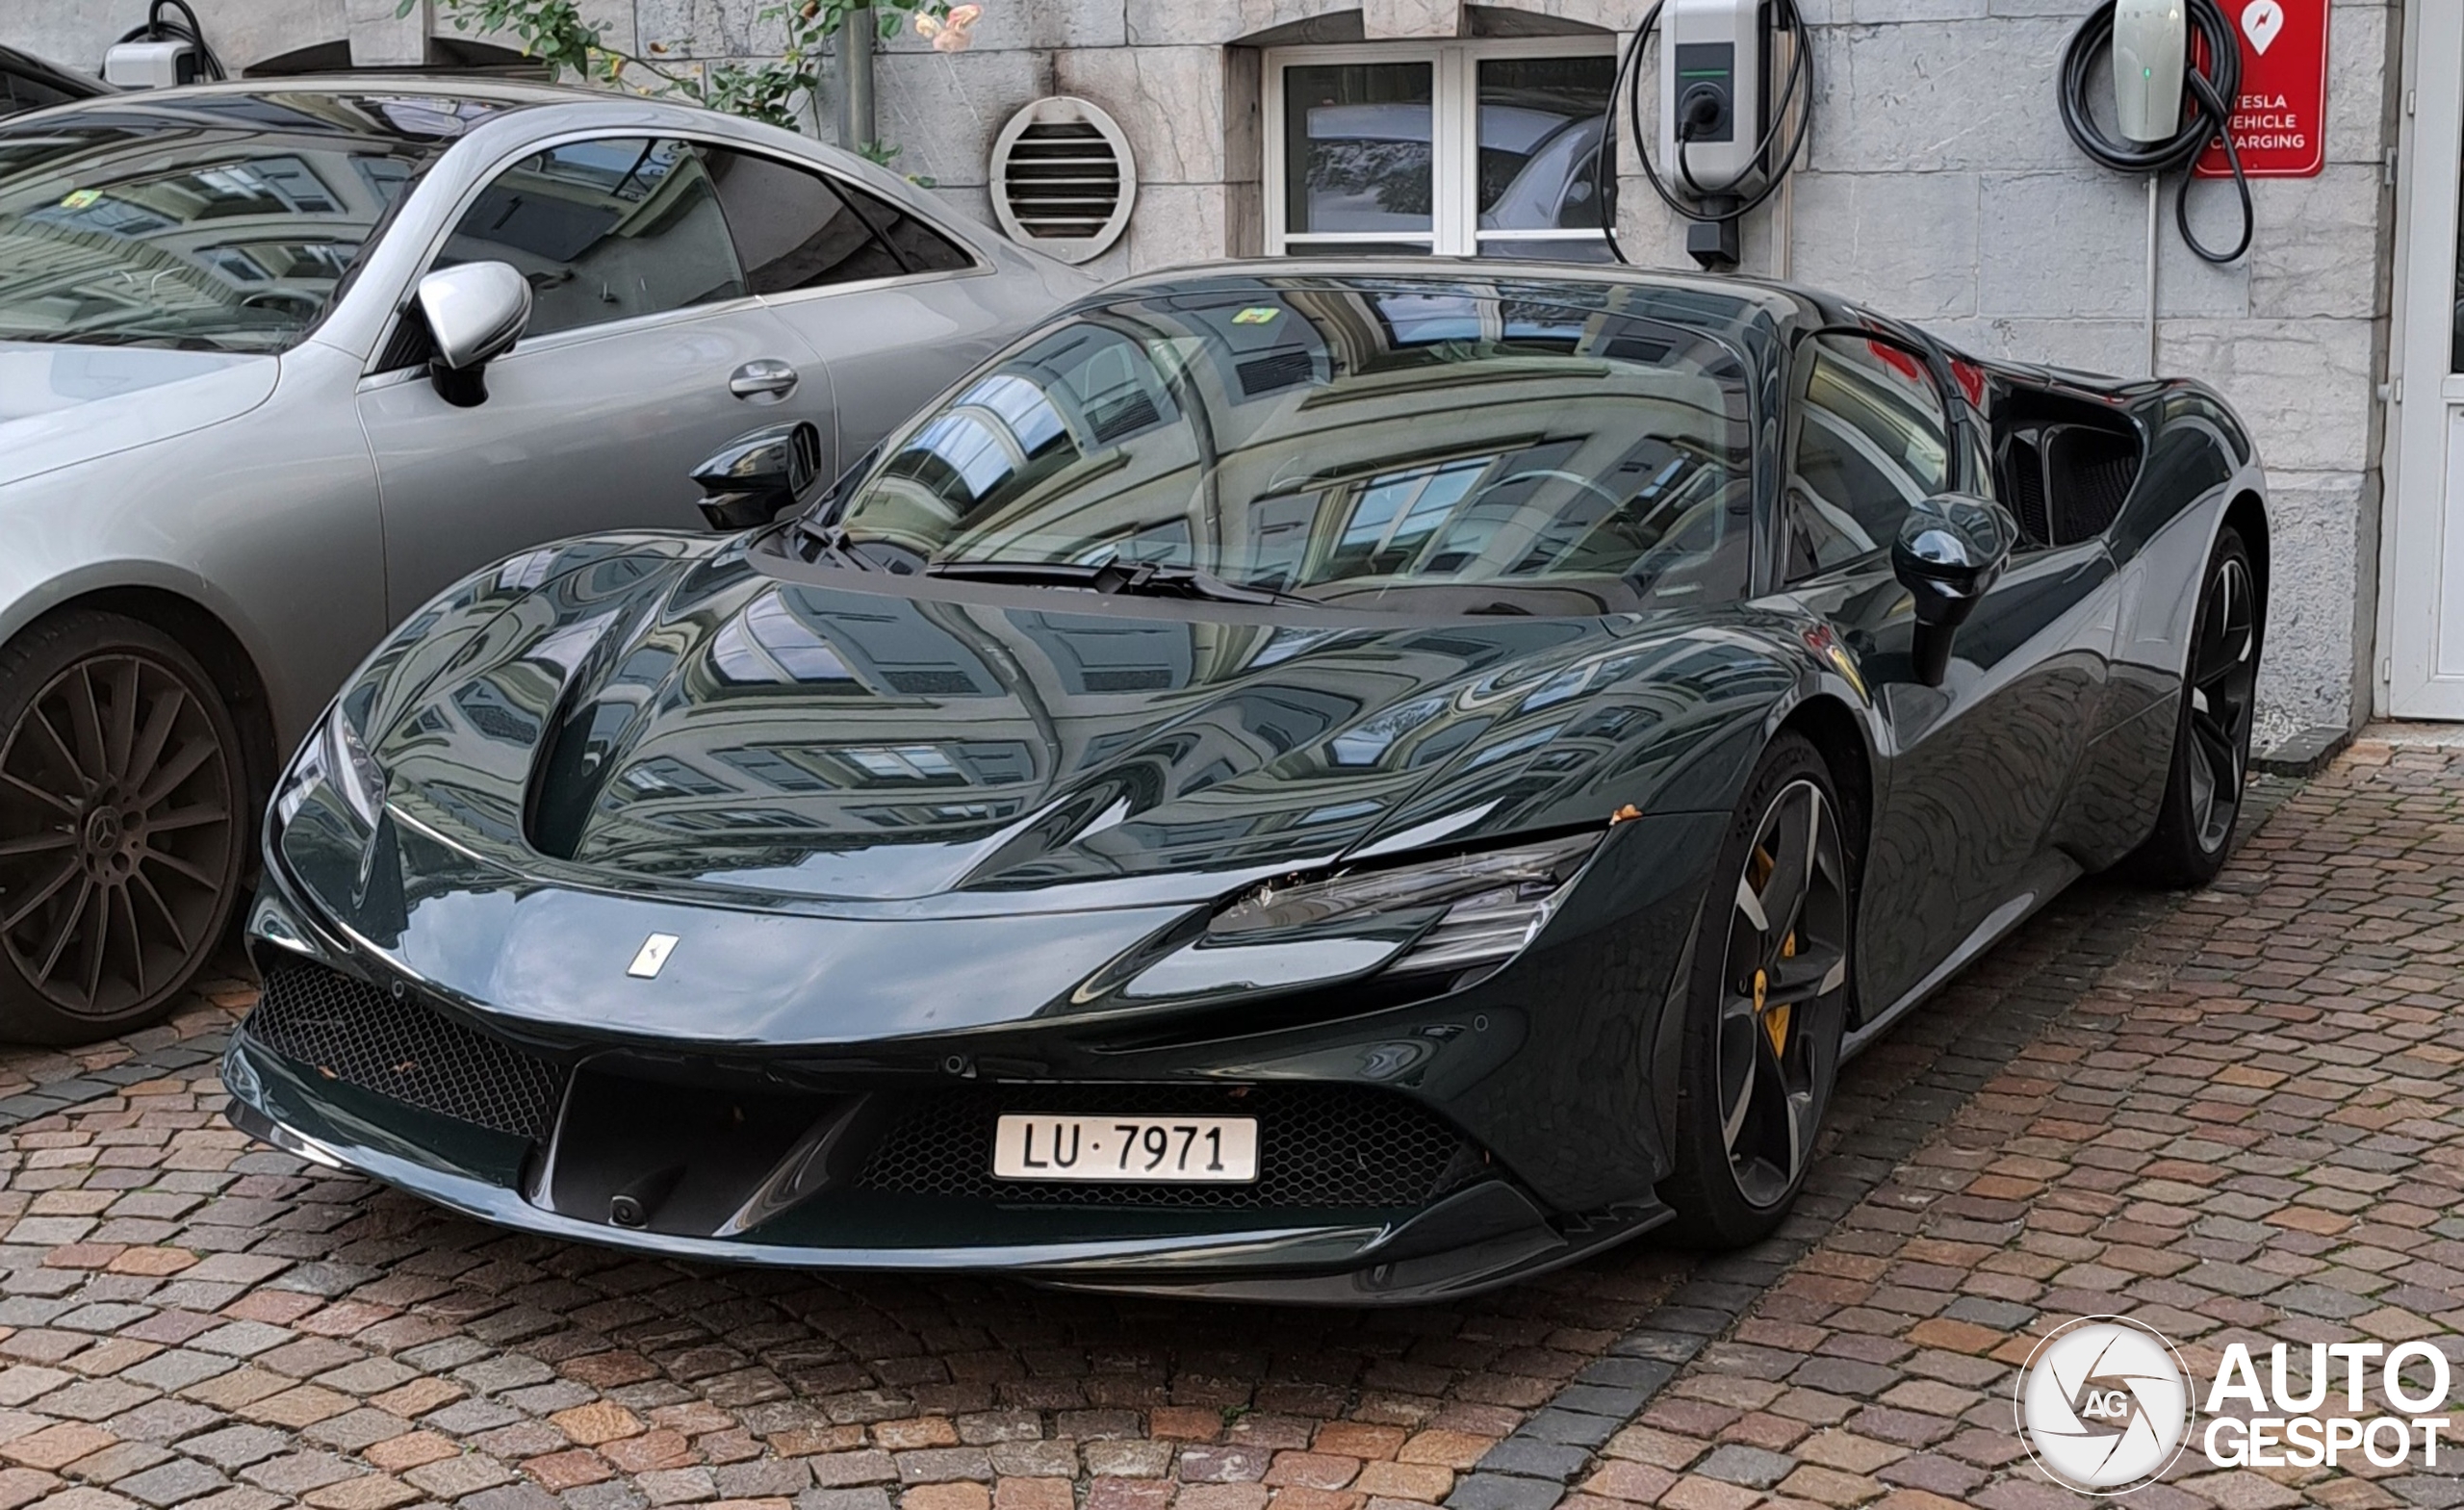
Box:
2195, 0, 2329, 178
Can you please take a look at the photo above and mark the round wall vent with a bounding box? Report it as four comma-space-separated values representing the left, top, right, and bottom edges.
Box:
988, 96, 1137, 264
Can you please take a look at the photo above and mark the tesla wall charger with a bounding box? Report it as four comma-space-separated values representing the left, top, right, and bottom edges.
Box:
2113, 0, 2188, 143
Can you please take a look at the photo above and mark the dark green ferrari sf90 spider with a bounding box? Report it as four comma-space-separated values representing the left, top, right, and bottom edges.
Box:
226, 265, 2266, 1301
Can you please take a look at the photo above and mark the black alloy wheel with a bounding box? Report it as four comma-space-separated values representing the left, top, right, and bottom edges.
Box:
0, 613, 244, 1043
2126, 526, 2261, 887
1662, 732, 1852, 1246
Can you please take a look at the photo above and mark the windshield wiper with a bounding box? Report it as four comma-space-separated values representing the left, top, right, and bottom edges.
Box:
923, 559, 1309, 606
791, 518, 873, 570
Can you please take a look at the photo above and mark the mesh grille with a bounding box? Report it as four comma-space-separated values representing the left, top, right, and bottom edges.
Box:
244, 963, 569, 1139
855, 1083, 1475, 1210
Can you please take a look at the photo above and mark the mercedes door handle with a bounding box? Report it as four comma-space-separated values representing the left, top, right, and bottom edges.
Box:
730, 359, 800, 402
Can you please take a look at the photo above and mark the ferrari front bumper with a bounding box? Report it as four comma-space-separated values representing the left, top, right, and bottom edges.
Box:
222, 1028, 1666, 1303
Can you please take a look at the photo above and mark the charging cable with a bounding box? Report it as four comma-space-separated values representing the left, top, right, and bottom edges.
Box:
116, 0, 228, 83
2057, 0, 2251, 264
1594, 0, 1816, 267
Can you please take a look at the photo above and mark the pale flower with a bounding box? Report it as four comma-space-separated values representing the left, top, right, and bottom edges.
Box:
912, 4, 980, 52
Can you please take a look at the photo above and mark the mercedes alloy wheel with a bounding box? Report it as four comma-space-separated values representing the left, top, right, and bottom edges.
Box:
0, 613, 244, 1041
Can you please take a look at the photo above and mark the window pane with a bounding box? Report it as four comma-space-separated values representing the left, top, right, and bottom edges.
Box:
1476, 236, 1615, 264
835, 179, 974, 273
1476, 56, 1613, 232
0, 68, 81, 118
1283, 62, 1434, 236
1282, 238, 1434, 257
2453, 142, 2464, 371
1786, 335, 1950, 579
704, 149, 902, 293
441, 137, 745, 338
0, 122, 435, 353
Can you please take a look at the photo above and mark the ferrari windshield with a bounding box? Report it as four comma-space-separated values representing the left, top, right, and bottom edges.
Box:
829, 284, 1755, 615
0, 92, 503, 353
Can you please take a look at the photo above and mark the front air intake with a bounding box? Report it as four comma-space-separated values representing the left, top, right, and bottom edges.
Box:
244, 962, 568, 1139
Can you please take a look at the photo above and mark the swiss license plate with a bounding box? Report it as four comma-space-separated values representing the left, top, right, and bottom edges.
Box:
991, 1114, 1258, 1183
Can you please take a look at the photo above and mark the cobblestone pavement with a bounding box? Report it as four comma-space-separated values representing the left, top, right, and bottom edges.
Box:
0, 745, 2454, 1510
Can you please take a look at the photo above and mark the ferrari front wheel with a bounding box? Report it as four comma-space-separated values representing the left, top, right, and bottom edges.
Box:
1661, 732, 1852, 1248
2125, 526, 2260, 888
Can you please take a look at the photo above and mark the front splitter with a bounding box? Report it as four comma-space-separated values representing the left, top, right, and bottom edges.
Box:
222, 1037, 1669, 1304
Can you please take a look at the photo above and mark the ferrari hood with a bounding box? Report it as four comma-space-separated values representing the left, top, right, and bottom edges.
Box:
358, 539, 1782, 914
0, 342, 275, 488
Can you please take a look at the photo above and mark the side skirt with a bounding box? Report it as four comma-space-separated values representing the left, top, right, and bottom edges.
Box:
1842, 851, 2083, 1061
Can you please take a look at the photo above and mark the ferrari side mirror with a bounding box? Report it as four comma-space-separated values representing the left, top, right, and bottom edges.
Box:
692, 422, 822, 531
1892, 492, 2018, 687
416, 261, 531, 409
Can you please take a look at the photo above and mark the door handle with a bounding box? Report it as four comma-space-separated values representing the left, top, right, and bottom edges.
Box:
730, 359, 800, 401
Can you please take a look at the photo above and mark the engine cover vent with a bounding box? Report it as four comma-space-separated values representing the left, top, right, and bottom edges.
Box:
988, 96, 1136, 264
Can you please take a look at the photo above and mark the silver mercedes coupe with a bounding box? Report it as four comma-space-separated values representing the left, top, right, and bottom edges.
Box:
0, 78, 1089, 1041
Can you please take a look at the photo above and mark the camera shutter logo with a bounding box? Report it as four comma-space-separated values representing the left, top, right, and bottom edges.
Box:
2016, 1318, 2195, 1494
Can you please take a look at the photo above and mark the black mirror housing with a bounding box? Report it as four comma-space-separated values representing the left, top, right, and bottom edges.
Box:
1891, 493, 2019, 686
693, 422, 822, 531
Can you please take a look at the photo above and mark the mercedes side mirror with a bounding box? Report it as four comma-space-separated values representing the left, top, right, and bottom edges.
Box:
692, 422, 822, 530
415, 261, 531, 409
1892, 492, 2018, 687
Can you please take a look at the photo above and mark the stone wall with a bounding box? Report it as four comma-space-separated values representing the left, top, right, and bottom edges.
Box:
14, 0, 2402, 738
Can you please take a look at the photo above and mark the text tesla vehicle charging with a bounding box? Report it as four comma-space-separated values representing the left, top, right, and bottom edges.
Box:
2059, 0, 2255, 267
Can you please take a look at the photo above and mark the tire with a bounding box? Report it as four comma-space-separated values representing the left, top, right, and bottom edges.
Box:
1659, 732, 1853, 1248
0, 611, 246, 1044
2124, 527, 2261, 889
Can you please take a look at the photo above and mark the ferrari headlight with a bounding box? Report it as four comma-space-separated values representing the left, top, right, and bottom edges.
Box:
273, 704, 388, 831
1212, 832, 1598, 964
1110, 832, 1601, 1003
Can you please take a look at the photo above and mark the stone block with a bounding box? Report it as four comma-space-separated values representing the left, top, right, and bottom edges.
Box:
1118, 183, 1240, 273
879, 0, 1128, 52
347, 0, 427, 67
2248, 166, 2389, 320
1785, 170, 1980, 319
2324, 2, 2393, 168
1128, 1, 1361, 48
1840, 0, 1988, 17
1808, 17, 2084, 175
2157, 317, 2378, 473
2245, 470, 2367, 735
636, 0, 788, 61
1363, 0, 1462, 38
875, 47, 1049, 190
1056, 46, 1258, 186
1928, 317, 2151, 379
1978, 169, 2245, 319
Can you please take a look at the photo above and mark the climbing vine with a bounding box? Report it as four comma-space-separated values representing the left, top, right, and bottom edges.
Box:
401, 0, 969, 154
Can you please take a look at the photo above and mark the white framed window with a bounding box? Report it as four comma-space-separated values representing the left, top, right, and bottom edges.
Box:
1263, 37, 1618, 262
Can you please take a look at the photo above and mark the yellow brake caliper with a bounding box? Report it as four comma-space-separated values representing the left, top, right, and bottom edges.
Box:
1746, 844, 1794, 1059
1766, 931, 1795, 1059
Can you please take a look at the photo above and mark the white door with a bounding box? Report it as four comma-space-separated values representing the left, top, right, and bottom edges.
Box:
2386, 3, 2464, 717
